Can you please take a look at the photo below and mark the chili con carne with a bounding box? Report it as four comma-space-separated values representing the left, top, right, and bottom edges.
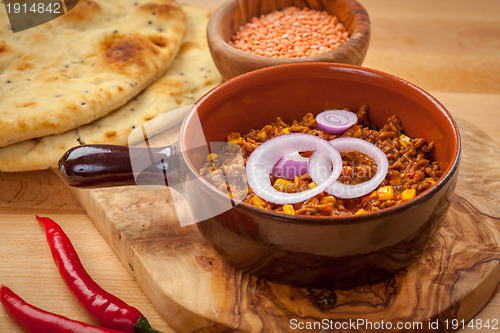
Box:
200, 105, 443, 216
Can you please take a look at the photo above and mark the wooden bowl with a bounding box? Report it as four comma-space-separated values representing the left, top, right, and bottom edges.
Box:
207, 0, 370, 80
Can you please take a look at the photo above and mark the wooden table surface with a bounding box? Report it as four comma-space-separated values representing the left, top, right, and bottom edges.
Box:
1, 0, 499, 332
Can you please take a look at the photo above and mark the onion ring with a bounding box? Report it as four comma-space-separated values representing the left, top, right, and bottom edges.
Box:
246, 133, 342, 204
316, 110, 358, 134
309, 137, 389, 199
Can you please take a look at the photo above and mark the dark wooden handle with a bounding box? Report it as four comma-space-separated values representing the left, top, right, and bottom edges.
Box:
58, 144, 172, 188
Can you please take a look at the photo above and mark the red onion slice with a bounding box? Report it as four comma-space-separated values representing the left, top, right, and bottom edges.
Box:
246, 134, 342, 205
309, 137, 389, 199
272, 152, 309, 179
316, 110, 358, 134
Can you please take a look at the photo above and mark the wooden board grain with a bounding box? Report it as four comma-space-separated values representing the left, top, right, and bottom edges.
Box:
70, 118, 500, 333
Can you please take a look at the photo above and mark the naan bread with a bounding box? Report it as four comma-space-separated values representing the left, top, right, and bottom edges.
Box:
0, 0, 186, 146
0, 5, 222, 172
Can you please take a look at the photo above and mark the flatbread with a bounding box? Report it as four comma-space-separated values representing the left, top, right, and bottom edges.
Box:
0, 5, 222, 172
0, 0, 186, 146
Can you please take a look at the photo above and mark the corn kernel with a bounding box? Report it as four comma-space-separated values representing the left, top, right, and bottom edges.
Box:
308, 182, 317, 189
377, 186, 394, 200
320, 195, 336, 205
389, 175, 402, 186
256, 125, 271, 141
282, 127, 290, 134
342, 165, 354, 177
227, 133, 240, 142
306, 197, 319, 205
206, 153, 218, 163
282, 204, 295, 215
355, 208, 369, 215
425, 177, 437, 185
250, 196, 265, 208
229, 137, 244, 145
353, 126, 363, 138
401, 188, 416, 202
273, 178, 293, 192
399, 134, 411, 148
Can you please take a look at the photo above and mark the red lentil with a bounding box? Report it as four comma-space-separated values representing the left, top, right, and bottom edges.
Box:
229, 6, 350, 58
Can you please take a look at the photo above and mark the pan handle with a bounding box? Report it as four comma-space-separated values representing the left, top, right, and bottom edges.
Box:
58, 144, 175, 187
59, 104, 195, 188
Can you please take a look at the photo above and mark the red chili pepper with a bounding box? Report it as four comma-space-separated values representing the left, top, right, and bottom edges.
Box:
407, 171, 415, 179
0, 285, 124, 333
36, 216, 161, 333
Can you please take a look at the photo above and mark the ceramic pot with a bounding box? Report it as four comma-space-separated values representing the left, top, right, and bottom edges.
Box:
59, 63, 461, 287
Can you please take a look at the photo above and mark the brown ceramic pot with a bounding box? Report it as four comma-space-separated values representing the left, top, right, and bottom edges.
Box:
59, 63, 461, 288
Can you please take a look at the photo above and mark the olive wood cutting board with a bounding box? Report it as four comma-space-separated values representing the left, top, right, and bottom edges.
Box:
69, 118, 500, 333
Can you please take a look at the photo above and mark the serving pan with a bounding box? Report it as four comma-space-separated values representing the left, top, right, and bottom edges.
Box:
59, 62, 461, 287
